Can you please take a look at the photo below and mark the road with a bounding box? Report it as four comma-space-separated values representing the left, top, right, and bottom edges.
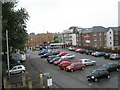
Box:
23, 49, 119, 88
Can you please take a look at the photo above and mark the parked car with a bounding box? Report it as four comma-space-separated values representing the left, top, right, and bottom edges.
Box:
48, 57, 61, 64
109, 54, 120, 60
72, 48, 77, 51
79, 49, 86, 54
68, 47, 74, 51
41, 53, 53, 58
101, 63, 120, 72
52, 51, 60, 55
75, 49, 82, 53
87, 69, 110, 82
38, 50, 49, 55
78, 59, 96, 66
94, 52, 106, 57
66, 62, 85, 72
58, 61, 72, 70
54, 58, 72, 65
47, 55, 58, 62
85, 50, 94, 55
6, 65, 26, 75
104, 53, 112, 59
61, 54, 75, 59
91, 51, 99, 56
56, 52, 68, 57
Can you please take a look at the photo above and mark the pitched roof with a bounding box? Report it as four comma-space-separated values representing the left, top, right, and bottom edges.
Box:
109, 27, 119, 32
91, 26, 108, 33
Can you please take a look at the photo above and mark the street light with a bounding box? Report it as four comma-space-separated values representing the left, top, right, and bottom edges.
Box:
6, 30, 10, 76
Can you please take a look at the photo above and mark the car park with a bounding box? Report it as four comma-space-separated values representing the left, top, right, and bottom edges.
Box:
104, 53, 111, 59
66, 62, 85, 72
101, 63, 120, 72
94, 52, 106, 57
87, 69, 110, 82
41, 53, 53, 58
58, 61, 72, 70
48, 57, 61, 64
61, 54, 75, 59
78, 59, 96, 66
6, 65, 26, 75
56, 52, 68, 57
109, 54, 120, 60
54, 58, 72, 65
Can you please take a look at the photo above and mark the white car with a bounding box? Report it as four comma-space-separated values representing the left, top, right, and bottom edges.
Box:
61, 54, 75, 59
7, 65, 26, 75
79, 59, 96, 66
91, 52, 99, 56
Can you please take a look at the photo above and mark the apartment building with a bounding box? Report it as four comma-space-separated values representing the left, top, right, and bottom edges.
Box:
63, 26, 119, 49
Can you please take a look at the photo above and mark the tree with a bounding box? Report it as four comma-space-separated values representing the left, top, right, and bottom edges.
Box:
2, 2, 29, 53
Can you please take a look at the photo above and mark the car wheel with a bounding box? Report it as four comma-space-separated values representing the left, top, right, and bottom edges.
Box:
71, 69, 74, 72
92, 63, 96, 66
63, 67, 66, 70
94, 78, 98, 82
81, 67, 85, 70
21, 70, 25, 73
107, 75, 110, 78
116, 68, 119, 72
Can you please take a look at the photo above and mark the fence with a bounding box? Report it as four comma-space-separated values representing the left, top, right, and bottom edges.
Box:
3, 72, 44, 89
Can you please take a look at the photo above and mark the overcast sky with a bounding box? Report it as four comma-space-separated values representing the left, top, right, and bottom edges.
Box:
16, 0, 119, 34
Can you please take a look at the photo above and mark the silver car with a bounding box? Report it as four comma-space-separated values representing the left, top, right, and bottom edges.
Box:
79, 59, 96, 66
7, 65, 26, 75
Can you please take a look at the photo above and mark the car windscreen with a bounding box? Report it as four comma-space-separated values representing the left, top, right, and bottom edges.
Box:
92, 70, 99, 75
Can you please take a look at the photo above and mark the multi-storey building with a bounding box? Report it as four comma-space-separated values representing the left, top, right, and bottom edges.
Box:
63, 26, 120, 49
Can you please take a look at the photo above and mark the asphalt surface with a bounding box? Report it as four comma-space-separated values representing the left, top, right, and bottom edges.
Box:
23, 49, 119, 88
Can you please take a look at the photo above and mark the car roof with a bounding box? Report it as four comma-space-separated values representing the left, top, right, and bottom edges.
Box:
13, 65, 25, 67
80, 59, 90, 60
72, 62, 83, 64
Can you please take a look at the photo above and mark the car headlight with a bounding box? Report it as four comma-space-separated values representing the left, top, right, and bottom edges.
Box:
91, 76, 94, 79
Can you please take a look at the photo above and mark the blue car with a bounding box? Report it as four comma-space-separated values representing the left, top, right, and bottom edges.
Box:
94, 52, 106, 57
38, 50, 49, 55
49, 57, 61, 64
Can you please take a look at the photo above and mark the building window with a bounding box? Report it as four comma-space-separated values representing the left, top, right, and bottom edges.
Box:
94, 43, 97, 47
110, 42, 112, 44
110, 32, 111, 34
94, 38, 97, 41
99, 43, 101, 46
99, 37, 101, 41
93, 33, 97, 36
99, 33, 101, 36
110, 37, 112, 39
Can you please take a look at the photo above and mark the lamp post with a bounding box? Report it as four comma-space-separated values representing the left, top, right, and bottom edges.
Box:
6, 30, 10, 76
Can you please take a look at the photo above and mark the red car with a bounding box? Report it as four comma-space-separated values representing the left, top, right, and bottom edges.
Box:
66, 62, 85, 72
56, 52, 68, 57
58, 61, 72, 70
54, 58, 72, 65
72, 48, 77, 51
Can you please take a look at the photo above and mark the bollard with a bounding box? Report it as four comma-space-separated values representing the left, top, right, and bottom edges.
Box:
28, 78, 32, 90
39, 72, 43, 88
22, 73, 26, 87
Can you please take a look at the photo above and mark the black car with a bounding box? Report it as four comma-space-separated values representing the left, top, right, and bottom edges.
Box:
85, 50, 94, 55
101, 63, 120, 72
49, 57, 61, 64
41, 53, 53, 58
104, 53, 111, 59
87, 69, 110, 82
